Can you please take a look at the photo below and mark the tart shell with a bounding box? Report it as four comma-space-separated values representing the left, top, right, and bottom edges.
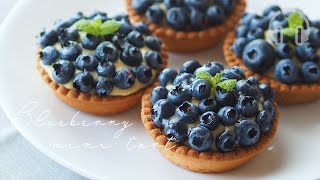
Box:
141, 82, 279, 173
36, 45, 168, 116
126, 0, 246, 53
223, 32, 320, 105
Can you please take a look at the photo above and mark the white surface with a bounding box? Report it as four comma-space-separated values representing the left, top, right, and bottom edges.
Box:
0, 0, 320, 179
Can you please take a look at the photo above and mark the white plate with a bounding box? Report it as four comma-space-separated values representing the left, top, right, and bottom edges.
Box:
0, 0, 320, 179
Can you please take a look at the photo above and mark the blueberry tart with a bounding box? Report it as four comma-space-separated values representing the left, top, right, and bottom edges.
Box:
126, 0, 246, 52
224, 5, 320, 104
37, 12, 168, 115
141, 60, 279, 172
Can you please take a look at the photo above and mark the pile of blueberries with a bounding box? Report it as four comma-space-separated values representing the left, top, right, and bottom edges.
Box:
232, 5, 320, 84
38, 11, 163, 96
132, 0, 236, 31
150, 60, 276, 152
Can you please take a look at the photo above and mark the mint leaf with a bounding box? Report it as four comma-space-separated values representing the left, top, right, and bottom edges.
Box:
217, 79, 237, 92
196, 71, 213, 83
74, 19, 100, 36
100, 20, 121, 36
282, 27, 297, 37
211, 73, 222, 84
288, 12, 303, 28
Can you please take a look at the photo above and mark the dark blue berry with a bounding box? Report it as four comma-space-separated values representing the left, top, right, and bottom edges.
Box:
127, 31, 144, 48
150, 86, 168, 105
236, 79, 261, 98
194, 62, 224, 77
164, 0, 184, 9
180, 60, 201, 74
75, 54, 99, 71
296, 43, 316, 62
133, 21, 151, 35
275, 43, 295, 59
146, 5, 165, 24
215, 88, 237, 107
164, 118, 189, 143
176, 101, 199, 124
151, 99, 176, 128
158, 68, 178, 87
235, 25, 249, 38
114, 68, 136, 89
97, 61, 116, 77
166, 7, 189, 31
112, 33, 128, 50
207, 6, 225, 25
53, 20, 72, 32
301, 61, 320, 83
132, 0, 152, 13
221, 66, 245, 81
263, 100, 275, 118
167, 84, 192, 106
60, 43, 82, 61
95, 42, 118, 62
241, 13, 258, 26
218, 106, 239, 126
249, 16, 269, 30
145, 36, 162, 51
198, 98, 219, 113
274, 59, 299, 84
40, 46, 59, 65
185, 0, 209, 11
38, 29, 58, 48
216, 131, 235, 152
118, 21, 133, 36
246, 28, 265, 41
173, 73, 193, 85
236, 96, 259, 118
93, 12, 108, 22
259, 84, 275, 101
52, 60, 75, 84
120, 45, 142, 67
67, 27, 80, 41
135, 64, 153, 83
82, 34, 101, 50
235, 120, 260, 146
188, 126, 214, 152
231, 37, 248, 57
309, 27, 320, 47
200, 111, 219, 130
145, 50, 162, 69
96, 79, 113, 96
191, 79, 211, 100
190, 8, 206, 31
215, 0, 235, 14
73, 71, 95, 93
263, 5, 281, 17
256, 110, 273, 134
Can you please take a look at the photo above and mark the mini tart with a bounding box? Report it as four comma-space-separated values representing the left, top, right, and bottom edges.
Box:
141, 82, 279, 173
126, 0, 246, 53
37, 45, 168, 116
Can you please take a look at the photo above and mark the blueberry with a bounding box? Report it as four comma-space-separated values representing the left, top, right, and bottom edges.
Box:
158, 68, 178, 87
82, 34, 101, 50
173, 73, 193, 85
235, 25, 249, 38
194, 62, 224, 77
235, 120, 260, 146
309, 27, 320, 47
185, 0, 209, 11
167, 84, 192, 106
38, 29, 58, 48
150, 86, 168, 105
176, 101, 199, 124
207, 6, 225, 25
247, 76, 259, 85
118, 21, 133, 35
301, 61, 320, 83
236, 96, 259, 118
236, 79, 261, 98
259, 84, 275, 101
190, 8, 206, 31
52, 60, 75, 84
132, 0, 152, 13
246, 28, 265, 41
57, 28, 71, 46
180, 60, 201, 74
75, 54, 99, 71
164, 118, 189, 143
40, 46, 59, 65
263, 5, 281, 17
218, 106, 239, 126
231, 37, 248, 57
221, 66, 245, 81
120, 45, 142, 67
200, 111, 219, 130
263, 100, 276, 118
215, 88, 237, 107
241, 13, 258, 26
274, 59, 299, 84
145, 50, 162, 69
313, 20, 320, 29
95, 42, 119, 62
127, 31, 144, 48
73, 71, 95, 93
191, 79, 211, 100
242, 39, 275, 73
198, 98, 219, 113
216, 131, 235, 152
249, 16, 269, 30
145, 36, 161, 51
69, 12, 84, 24
215, 0, 235, 14
146, 5, 165, 24
296, 43, 316, 62
60, 43, 82, 62
135, 64, 153, 83
133, 21, 151, 35
188, 126, 214, 152
97, 61, 116, 77
166, 7, 189, 31
164, 0, 184, 8
256, 110, 273, 134
65, 27, 80, 42
151, 99, 176, 128
93, 12, 108, 22
112, 33, 128, 50
114, 68, 136, 89
275, 44, 295, 59
96, 79, 113, 96
270, 15, 288, 29
53, 20, 72, 32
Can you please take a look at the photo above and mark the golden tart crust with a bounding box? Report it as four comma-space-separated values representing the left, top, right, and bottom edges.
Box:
126, 0, 246, 53
223, 32, 320, 105
37, 45, 168, 116
141, 82, 279, 173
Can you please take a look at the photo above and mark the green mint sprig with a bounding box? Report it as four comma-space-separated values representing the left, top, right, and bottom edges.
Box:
282, 12, 304, 38
74, 19, 120, 36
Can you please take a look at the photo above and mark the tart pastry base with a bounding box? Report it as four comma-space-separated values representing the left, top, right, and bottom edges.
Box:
141, 82, 279, 172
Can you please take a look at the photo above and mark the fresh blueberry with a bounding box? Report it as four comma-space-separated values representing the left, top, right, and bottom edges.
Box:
38, 29, 58, 48
200, 111, 219, 131
218, 106, 239, 126
145, 50, 162, 69
242, 39, 275, 73
263, 5, 281, 17
194, 62, 224, 77
75, 54, 99, 71
235, 120, 260, 146
118, 21, 133, 36
167, 84, 192, 106
97, 61, 116, 77
40, 46, 59, 65
198, 98, 219, 113
52, 60, 75, 84
73, 71, 95, 93
188, 126, 214, 152
120, 45, 142, 67
236, 79, 261, 98
95, 42, 119, 62
166, 7, 189, 30
207, 6, 225, 25
191, 79, 211, 100
57, 28, 71, 46
145, 36, 161, 51
235, 25, 249, 38
53, 20, 72, 32
274, 59, 299, 84
247, 76, 259, 85
215, 0, 235, 14
96, 79, 113, 96
164, 117, 189, 143
231, 37, 248, 57
180, 60, 201, 74
133, 21, 151, 35
164, 0, 184, 9
246, 28, 265, 41
185, 0, 209, 11
151, 99, 176, 128
216, 131, 235, 152
241, 13, 258, 26
69, 12, 84, 24
256, 110, 273, 134
62, 27, 79, 44
158, 68, 178, 87
93, 12, 108, 22
135, 64, 153, 83
270, 15, 288, 29
112, 33, 128, 50
132, 0, 152, 13
263, 100, 276, 118
114, 68, 136, 89
82, 34, 101, 50
215, 88, 237, 107
173, 73, 193, 85
296, 43, 316, 62
127, 31, 144, 48
301, 61, 320, 83
176, 101, 199, 124
221, 66, 245, 81
190, 8, 206, 31
249, 16, 270, 30
309, 27, 320, 47
146, 5, 165, 24
150, 86, 168, 105
259, 84, 275, 101
60, 43, 82, 62
236, 96, 259, 118
275, 44, 295, 59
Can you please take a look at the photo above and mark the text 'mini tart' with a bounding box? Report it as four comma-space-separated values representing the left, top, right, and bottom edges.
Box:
141, 60, 279, 172
37, 12, 168, 115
